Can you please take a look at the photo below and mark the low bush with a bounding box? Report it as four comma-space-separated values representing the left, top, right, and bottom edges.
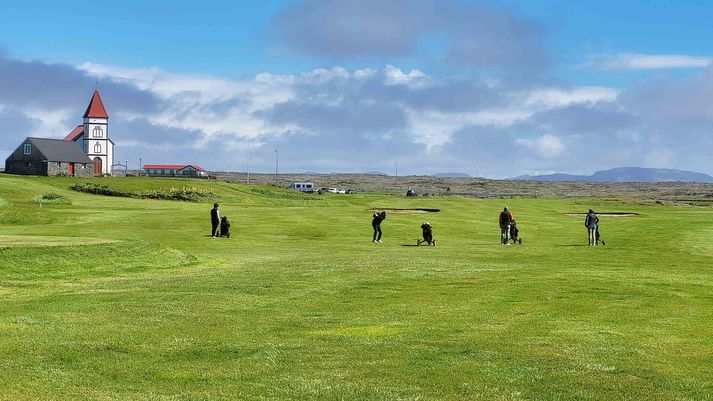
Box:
69, 182, 217, 202
33, 193, 72, 205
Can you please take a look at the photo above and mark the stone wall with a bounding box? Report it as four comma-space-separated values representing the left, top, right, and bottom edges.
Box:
46, 162, 93, 178
74, 163, 93, 178
46, 162, 64, 176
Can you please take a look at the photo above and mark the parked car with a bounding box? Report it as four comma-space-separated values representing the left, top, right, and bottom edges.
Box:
345, 189, 358, 194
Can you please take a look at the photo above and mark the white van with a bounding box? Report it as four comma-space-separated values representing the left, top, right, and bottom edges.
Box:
288, 182, 315, 193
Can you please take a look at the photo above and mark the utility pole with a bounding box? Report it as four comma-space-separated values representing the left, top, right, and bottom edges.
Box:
247, 152, 251, 185
139, 157, 142, 176
274, 149, 279, 183
125, 160, 128, 175
394, 161, 398, 185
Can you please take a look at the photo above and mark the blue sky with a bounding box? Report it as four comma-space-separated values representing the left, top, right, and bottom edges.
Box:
4, 0, 712, 83
1, 0, 713, 176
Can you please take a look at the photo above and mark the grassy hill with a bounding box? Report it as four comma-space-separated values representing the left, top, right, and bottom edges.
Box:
0, 174, 711, 400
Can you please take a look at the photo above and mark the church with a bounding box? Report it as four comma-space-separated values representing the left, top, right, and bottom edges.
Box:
4, 90, 115, 177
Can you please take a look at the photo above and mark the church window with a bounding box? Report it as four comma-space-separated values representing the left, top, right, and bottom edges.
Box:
92, 126, 103, 138
24, 144, 31, 155
94, 143, 102, 153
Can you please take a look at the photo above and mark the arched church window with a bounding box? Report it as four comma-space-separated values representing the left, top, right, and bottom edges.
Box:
92, 126, 103, 138
94, 143, 102, 153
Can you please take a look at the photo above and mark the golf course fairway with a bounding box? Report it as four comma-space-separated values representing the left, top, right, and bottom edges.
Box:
0, 174, 711, 400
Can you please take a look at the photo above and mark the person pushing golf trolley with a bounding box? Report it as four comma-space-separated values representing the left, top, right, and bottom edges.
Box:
499, 207, 514, 245
417, 222, 436, 246
584, 208, 605, 246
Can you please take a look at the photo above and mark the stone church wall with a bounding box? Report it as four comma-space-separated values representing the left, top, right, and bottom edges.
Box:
46, 162, 93, 178
74, 163, 93, 178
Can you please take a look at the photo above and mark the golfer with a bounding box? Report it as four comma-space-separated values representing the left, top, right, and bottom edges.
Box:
211, 203, 220, 237
585, 209, 599, 246
372, 211, 387, 243
499, 207, 514, 245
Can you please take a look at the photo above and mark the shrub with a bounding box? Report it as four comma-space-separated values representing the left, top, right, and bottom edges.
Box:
69, 183, 217, 202
33, 193, 71, 205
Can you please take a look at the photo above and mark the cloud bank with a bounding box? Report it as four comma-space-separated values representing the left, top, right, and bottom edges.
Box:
587, 53, 712, 70
1, 56, 713, 177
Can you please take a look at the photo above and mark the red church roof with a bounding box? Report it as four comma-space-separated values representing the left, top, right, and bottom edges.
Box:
63, 125, 84, 141
83, 89, 109, 118
144, 164, 207, 172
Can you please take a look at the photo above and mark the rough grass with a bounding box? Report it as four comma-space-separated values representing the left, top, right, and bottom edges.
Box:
0, 173, 711, 400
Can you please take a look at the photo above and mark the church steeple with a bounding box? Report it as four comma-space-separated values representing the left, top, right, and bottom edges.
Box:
82, 89, 113, 175
83, 89, 109, 119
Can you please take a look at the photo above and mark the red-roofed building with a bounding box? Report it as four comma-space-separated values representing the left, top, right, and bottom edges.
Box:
63, 125, 84, 141
6, 89, 116, 177
143, 164, 208, 177
63, 89, 115, 175
84, 89, 109, 118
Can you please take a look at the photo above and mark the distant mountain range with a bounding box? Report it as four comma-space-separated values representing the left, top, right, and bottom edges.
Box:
513, 167, 713, 183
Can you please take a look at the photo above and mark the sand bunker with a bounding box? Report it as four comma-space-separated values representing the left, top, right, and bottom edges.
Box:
371, 208, 441, 214
565, 212, 639, 217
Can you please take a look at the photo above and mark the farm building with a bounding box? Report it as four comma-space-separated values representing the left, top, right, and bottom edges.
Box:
4, 138, 93, 177
143, 164, 208, 177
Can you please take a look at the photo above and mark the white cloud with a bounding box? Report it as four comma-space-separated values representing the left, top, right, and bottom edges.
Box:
25, 108, 74, 139
587, 53, 712, 70
524, 87, 618, 108
516, 134, 566, 158
383, 64, 428, 86
354, 68, 378, 79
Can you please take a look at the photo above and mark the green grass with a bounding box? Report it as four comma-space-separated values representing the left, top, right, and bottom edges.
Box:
0, 173, 711, 400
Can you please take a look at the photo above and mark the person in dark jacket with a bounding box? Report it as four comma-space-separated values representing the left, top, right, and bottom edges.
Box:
210, 203, 220, 237
499, 207, 514, 245
585, 208, 599, 246
372, 211, 387, 243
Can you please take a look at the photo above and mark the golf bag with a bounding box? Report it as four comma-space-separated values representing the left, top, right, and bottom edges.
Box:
220, 216, 231, 238
417, 223, 435, 246
509, 221, 522, 245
